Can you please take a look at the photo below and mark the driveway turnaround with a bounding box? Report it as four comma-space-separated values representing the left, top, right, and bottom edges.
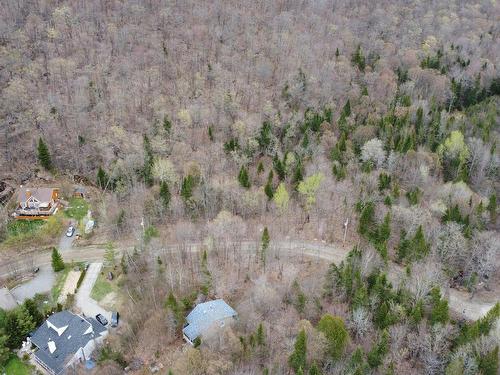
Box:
75, 263, 111, 322
11, 265, 55, 303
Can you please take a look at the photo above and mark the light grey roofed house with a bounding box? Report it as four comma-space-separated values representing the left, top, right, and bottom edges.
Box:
182, 299, 237, 345
30, 310, 107, 375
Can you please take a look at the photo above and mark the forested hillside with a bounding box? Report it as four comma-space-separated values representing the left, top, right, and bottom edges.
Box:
0, 1, 499, 374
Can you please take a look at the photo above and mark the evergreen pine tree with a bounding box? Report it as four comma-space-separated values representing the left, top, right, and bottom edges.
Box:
181, 175, 195, 201
264, 170, 274, 200
429, 287, 449, 325
0, 332, 10, 366
411, 299, 424, 324
377, 212, 391, 243
120, 254, 128, 274
160, 181, 171, 208
238, 165, 251, 189
273, 155, 286, 180
142, 134, 154, 186
335, 48, 340, 58
261, 227, 270, 265
4, 312, 21, 349
411, 225, 429, 260
288, 329, 307, 373
163, 115, 172, 134
367, 330, 389, 368
358, 202, 376, 238
478, 345, 499, 375
351, 45, 366, 72
51, 247, 65, 272
256, 323, 265, 346
487, 192, 497, 222
208, 125, 214, 141
23, 298, 43, 327
37, 138, 53, 170
309, 362, 321, 375
97, 167, 109, 189
257, 161, 264, 174
396, 230, 409, 262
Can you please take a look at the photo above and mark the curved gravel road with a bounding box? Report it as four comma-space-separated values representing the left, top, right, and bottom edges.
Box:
1, 240, 497, 321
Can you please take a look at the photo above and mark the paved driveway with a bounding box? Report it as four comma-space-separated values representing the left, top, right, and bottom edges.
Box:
59, 222, 76, 252
11, 265, 55, 303
75, 262, 111, 322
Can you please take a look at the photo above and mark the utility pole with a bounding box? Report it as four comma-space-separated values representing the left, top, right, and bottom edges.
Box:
343, 218, 349, 247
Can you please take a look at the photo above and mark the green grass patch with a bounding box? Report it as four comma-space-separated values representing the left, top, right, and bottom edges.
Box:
2, 220, 46, 246
51, 266, 71, 301
1, 213, 65, 249
64, 197, 89, 221
91, 272, 115, 302
3, 356, 31, 375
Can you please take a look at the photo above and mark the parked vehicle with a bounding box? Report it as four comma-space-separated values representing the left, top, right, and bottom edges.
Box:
66, 225, 75, 237
33, 267, 40, 273
95, 314, 108, 326
111, 311, 119, 327
107, 272, 114, 281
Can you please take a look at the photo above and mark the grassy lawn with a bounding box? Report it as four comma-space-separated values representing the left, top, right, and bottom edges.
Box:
1, 220, 45, 247
91, 272, 115, 302
3, 356, 31, 375
1, 213, 65, 249
64, 197, 89, 221
51, 266, 71, 301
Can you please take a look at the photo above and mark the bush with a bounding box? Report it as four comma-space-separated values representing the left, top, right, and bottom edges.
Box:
317, 314, 349, 360
76, 269, 86, 289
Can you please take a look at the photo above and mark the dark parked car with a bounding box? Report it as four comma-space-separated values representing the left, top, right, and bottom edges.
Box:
95, 314, 108, 326
111, 311, 119, 327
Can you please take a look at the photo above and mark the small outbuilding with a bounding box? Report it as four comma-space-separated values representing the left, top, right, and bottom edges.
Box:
73, 186, 86, 198
182, 299, 237, 345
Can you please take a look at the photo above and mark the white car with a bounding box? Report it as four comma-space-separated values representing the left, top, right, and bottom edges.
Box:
66, 225, 75, 237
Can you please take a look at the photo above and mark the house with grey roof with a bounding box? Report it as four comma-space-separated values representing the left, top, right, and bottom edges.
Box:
182, 299, 237, 345
29, 310, 107, 375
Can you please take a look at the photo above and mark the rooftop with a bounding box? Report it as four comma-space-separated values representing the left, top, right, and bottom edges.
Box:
30, 311, 106, 374
17, 187, 58, 203
182, 299, 237, 342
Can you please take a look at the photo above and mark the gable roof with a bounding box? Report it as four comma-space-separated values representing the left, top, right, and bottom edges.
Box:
182, 299, 237, 342
17, 187, 57, 203
30, 311, 106, 374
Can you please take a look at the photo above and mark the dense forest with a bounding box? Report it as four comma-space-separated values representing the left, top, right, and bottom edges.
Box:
0, 0, 499, 374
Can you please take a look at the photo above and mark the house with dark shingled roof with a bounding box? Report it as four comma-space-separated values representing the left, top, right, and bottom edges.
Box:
29, 310, 107, 375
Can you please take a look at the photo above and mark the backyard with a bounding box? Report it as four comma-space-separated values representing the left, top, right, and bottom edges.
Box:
64, 197, 89, 221
1, 214, 64, 249
2, 356, 31, 375
90, 272, 116, 302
